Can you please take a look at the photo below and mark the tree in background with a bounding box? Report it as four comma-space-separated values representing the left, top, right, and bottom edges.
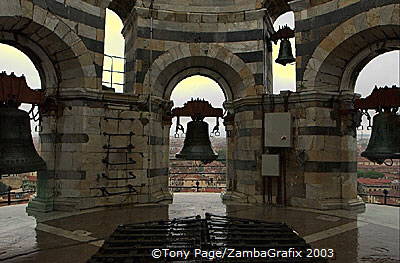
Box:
357, 170, 385, 179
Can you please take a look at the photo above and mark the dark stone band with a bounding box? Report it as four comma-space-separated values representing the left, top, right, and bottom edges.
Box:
41, 133, 90, 143
137, 27, 263, 43
254, 73, 263, 85
38, 170, 86, 180
81, 37, 104, 54
304, 161, 357, 173
235, 51, 263, 63
33, 0, 104, 29
149, 136, 166, 145
233, 160, 257, 171
298, 126, 340, 136
148, 168, 168, 178
238, 128, 262, 137
296, 0, 398, 32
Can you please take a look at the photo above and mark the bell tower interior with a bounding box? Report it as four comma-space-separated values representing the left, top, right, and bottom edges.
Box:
168, 75, 227, 194
0, 44, 43, 199
0, 0, 399, 261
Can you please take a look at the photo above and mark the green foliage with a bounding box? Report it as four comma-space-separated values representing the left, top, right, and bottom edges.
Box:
0, 181, 10, 193
357, 170, 385, 179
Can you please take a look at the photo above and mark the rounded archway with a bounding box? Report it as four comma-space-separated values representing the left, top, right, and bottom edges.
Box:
142, 43, 257, 100
0, 44, 42, 133
355, 50, 400, 96
272, 11, 296, 94
0, 44, 41, 89
165, 68, 232, 103
170, 75, 226, 137
354, 50, 400, 203
302, 4, 399, 92
0, 12, 96, 94
354, 50, 400, 132
102, 8, 125, 93
0, 44, 42, 199
342, 41, 399, 92
169, 75, 227, 194
0, 30, 57, 92
1, 7, 97, 211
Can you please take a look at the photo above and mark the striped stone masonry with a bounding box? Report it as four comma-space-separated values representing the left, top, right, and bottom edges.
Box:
1, 0, 105, 95
123, 3, 270, 97
223, 91, 362, 209
291, 0, 399, 91
28, 92, 172, 211
2, 0, 379, 212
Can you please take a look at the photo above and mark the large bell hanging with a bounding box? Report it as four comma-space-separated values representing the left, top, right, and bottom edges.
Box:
0, 104, 46, 174
176, 120, 217, 163
361, 111, 400, 164
275, 38, 296, 66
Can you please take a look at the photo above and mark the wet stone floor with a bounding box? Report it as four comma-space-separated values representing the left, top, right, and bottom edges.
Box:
0, 193, 399, 263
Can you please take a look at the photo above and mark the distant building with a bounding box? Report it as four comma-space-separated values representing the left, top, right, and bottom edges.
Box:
357, 178, 392, 193
357, 178, 400, 205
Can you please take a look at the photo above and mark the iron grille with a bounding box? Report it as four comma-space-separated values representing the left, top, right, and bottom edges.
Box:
88, 213, 328, 263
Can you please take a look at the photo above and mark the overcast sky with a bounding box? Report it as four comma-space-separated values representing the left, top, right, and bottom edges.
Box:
0, 11, 399, 136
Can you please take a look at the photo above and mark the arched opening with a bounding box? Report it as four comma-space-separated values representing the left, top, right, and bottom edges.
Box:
142, 44, 255, 100
0, 43, 42, 205
355, 51, 400, 96
102, 8, 125, 93
142, 44, 254, 205
354, 50, 400, 205
306, 25, 399, 92
1, 13, 93, 211
168, 75, 227, 195
272, 11, 296, 94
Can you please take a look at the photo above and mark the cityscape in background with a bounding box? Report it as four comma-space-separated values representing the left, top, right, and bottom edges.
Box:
1, 133, 399, 206
169, 136, 227, 193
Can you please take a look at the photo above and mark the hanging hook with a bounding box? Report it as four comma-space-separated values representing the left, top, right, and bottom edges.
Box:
366, 111, 373, 130
211, 117, 220, 136
384, 159, 393, 166
174, 116, 185, 138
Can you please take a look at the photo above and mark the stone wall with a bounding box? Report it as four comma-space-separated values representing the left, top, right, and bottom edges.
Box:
291, 0, 399, 91
29, 92, 172, 211
120, 0, 277, 96
2, 0, 391, 212
223, 91, 363, 210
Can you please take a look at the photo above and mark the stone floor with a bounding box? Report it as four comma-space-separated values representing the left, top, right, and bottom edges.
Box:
0, 193, 399, 263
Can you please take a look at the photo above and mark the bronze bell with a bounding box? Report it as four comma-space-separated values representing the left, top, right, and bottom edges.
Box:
176, 119, 217, 163
361, 110, 400, 164
0, 104, 46, 174
275, 38, 296, 66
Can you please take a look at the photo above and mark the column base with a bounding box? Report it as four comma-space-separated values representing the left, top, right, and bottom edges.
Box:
221, 190, 255, 205
26, 197, 54, 214
151, 191, 173, 204
290, 197, 366, 211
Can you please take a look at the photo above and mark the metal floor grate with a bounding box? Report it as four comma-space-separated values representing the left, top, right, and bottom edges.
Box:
88, 213, 328, 263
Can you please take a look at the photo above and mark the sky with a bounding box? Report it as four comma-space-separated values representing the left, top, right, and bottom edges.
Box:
0, 10, 399, 136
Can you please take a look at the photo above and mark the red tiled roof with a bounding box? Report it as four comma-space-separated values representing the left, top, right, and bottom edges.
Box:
26, 175, 37, 182
357, 178, 392, 185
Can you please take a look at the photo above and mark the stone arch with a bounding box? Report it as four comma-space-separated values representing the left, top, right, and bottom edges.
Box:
341, 39, 400, 92
107, 0, 133, 20
1, 32, 57, 91
262, 0, 292, 21
302, 4, 400, 92
142, 43, 257, 100
0, 1, 96, 93
164, 67, 232, 101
